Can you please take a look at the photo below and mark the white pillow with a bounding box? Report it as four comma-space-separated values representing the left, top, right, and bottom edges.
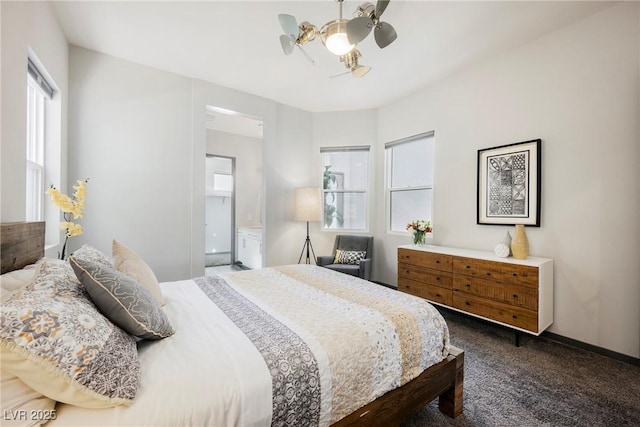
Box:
112, 239, 165, 306
0, 266, 37, 302
0, 370, 56, 427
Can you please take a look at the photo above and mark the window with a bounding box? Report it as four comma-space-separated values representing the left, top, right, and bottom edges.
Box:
321, 146, 369, 230
205, 156, 234, 197
26, 58, 54, 221
386, 132, 435, 232
213, 173, 233, 193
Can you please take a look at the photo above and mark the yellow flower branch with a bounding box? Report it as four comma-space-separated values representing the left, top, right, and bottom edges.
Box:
46, 179, 88, 259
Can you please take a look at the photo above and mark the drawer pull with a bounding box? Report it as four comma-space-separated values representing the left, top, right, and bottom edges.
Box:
465, 284, 471, 288
465, 265, 471, 269
435, 277, 440, 281
436, 294, 441, 298
465, 301, 471, 306
436, 260, 440, 264
512, 315, 517, 319
486, 272, 492, 276
512, 273, 518, 277
513, 294, 518, 299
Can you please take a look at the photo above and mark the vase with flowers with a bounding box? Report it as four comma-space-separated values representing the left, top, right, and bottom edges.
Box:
406, 220, 432, 246
46, 179, 88, 260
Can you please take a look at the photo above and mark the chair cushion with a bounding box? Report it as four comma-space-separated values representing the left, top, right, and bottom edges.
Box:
333, 249, 366, 265
324, 264, 360, 276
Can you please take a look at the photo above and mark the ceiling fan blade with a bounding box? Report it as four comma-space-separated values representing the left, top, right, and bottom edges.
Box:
352, 65, 372, 78
278, 14, 298, 38
375, 0, 390, 18
374, 22, 397, 48
279, 35, 295, 55
330, 70, 350, 79
296, 44, 316, 65
347, 16, 373, 44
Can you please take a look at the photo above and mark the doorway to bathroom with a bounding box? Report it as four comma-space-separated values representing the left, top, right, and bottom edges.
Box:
205, 105, 264, 274
205, 155, 235, 268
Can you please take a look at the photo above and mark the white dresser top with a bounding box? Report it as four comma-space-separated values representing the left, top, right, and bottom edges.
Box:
398, 244, 553, 267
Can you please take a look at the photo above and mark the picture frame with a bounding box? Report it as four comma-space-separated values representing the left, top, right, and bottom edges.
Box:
477, 139, 541, 226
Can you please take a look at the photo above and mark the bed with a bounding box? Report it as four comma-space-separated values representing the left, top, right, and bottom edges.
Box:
1, 221, 463, 426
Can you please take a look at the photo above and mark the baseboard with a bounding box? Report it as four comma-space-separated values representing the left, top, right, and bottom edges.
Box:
541, 331, 639, 367
381, 281, 640, 367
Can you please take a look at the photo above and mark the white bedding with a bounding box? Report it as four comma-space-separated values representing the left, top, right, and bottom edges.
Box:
48, 265, 449, 427
50, 280, 273, 426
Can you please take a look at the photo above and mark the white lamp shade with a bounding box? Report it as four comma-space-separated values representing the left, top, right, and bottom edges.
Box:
294, 187, 322, 221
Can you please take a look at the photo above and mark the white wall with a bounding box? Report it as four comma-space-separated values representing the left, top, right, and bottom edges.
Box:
1, 1, 68, 259
375, 2, 639, 358
68, 47, 193, 281
266, 104, 314, 266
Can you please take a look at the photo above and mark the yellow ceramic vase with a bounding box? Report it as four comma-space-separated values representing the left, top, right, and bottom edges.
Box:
511, 224, 529, 259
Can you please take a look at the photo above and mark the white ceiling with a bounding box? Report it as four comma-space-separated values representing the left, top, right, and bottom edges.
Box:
51, 1, 615, 113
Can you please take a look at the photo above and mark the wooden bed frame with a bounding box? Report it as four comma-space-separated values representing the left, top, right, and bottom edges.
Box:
1, 221, 464, 426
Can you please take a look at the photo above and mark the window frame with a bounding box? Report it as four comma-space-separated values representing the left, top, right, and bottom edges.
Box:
25, 74, 49, 221
26, 54, 61, 251
320, 145, 370, 232
385, 131, 435, 235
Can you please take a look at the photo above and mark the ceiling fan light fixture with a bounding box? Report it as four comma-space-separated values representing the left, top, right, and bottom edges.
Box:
298, 21, 317, 45
278, 0, 397, 77
321, 20, 355, 56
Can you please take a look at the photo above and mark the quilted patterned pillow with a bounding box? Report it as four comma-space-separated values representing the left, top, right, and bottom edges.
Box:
333, 249, 367, 265
70, 256, 174, 340
112, 239, 165, 306
0, 260, 140, 408
72, 244, 113, 268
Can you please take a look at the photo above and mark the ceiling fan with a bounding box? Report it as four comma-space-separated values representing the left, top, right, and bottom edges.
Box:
330, 50, 371, 79
277, 0, 397, 78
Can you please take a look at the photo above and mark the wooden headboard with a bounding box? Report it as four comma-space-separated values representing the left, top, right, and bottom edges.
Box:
1, 222, 45, 274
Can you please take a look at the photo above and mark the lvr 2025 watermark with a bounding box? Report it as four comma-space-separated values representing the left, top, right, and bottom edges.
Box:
3, 409, 57, 422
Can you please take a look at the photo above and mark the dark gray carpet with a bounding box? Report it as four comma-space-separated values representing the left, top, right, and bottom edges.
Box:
401, 310, 640, 427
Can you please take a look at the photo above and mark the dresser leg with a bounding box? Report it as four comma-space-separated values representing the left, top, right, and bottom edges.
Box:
514, 331, 521, 347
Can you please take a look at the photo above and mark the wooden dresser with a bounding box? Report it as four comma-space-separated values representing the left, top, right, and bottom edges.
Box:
398, 245, 553, 335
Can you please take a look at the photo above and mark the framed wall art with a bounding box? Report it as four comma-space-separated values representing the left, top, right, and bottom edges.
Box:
477, 139, 541, 226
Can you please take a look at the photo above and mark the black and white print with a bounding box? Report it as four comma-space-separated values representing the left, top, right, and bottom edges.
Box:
477, 139, 541, 226
487, 151, 528, 216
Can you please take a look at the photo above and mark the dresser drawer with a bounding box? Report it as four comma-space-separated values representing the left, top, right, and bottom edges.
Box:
398, 278, 453, 306
452, 256, 502, 280
452, 276, 538, 310
398, 263, 452, 289
452, 293, 538, 332
499, 264, 538, 287
398, 248, 452, 272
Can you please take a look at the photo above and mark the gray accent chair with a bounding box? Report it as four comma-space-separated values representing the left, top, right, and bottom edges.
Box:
316, 235, 373, 281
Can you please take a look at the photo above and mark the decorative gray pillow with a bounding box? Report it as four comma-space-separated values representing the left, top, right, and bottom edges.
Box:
334, 249, 367, 265
69, 256, 174, 340
72, 244, 113, 268
0, 260, 140, 408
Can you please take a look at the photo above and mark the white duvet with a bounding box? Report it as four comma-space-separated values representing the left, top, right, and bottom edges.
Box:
48, 265, 449, 427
